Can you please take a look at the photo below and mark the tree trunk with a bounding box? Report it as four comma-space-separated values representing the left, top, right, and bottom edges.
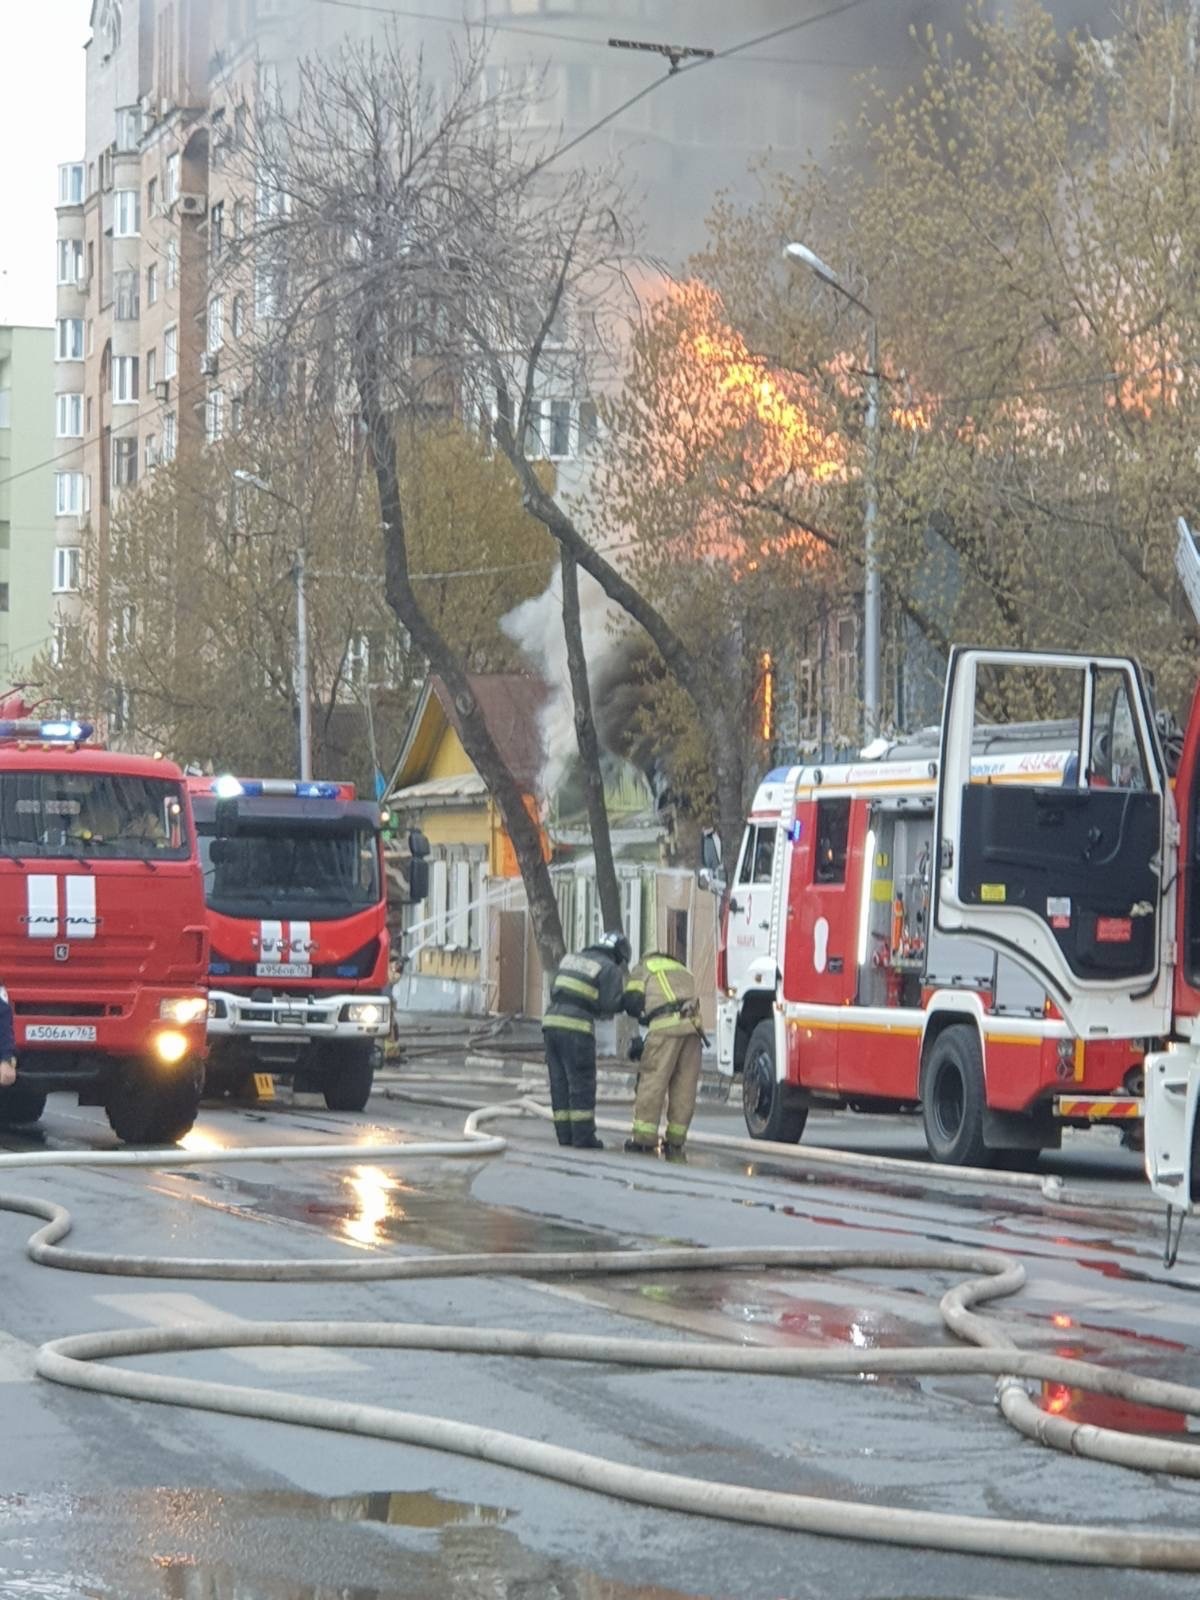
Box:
560, 551, 623, 934
363, 393, 566, 977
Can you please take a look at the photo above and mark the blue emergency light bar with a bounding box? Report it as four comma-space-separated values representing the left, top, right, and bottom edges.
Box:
212, 776, 343, 800
0, 718, 93, 743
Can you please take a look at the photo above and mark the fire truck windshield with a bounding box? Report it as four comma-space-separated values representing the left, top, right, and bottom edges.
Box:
0, 772, 189, 860
197, 822, 380, 919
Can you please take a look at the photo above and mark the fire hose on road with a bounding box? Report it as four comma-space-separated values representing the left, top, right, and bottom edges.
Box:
1, 1097, 1200, 1571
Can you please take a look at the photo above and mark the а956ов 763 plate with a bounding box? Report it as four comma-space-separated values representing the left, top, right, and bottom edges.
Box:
24, 1023, 97, 1042
256, 962, 312, 978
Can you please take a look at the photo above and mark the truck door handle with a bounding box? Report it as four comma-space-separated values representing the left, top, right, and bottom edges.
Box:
758, 920, 770, 930
728, 898, 742, 915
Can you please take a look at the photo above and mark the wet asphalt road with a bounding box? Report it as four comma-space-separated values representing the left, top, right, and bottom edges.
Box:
0, 1061, 1198, 1600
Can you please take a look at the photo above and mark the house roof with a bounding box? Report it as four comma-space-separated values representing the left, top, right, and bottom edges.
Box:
391, 772, 488, 806
387, 673, 548, 799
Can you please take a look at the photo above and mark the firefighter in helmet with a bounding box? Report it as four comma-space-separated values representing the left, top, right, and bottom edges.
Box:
0, 983, 17, 1089
622, 952, 706, 1160
542, 930, 630, 1149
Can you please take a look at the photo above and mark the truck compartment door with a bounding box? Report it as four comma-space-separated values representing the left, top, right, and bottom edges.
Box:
934, 648, 1174, 1040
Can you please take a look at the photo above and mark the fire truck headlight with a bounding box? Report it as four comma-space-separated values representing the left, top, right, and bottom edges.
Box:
160, 996, 208, 1025
345, 1001, 386, 1026
153, 1029, 190, 1065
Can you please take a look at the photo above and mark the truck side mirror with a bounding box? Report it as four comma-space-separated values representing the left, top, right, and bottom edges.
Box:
1144, 1048, 1200, 1264
700, 829, 722, 873
407, 828, 430, 904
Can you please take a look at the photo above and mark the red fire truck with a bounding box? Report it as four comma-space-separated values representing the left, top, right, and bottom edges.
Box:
0, 714, 208, 1143
188, 776, 391, 1110
716, 647, 1175, 1165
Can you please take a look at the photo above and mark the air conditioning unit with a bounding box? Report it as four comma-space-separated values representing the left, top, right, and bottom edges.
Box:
178, 192, 207, 217
154, 379, 170, 402
200, 352, 219, 378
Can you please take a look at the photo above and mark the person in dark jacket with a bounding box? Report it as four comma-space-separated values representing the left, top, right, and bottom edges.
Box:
0, 984, 16, 1087
542, 931, 630, 1149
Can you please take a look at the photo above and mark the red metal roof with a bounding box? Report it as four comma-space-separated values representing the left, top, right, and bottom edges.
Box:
430, 673, 548, 798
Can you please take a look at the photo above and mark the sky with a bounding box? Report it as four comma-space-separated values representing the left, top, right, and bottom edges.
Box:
0, 3, 91, 328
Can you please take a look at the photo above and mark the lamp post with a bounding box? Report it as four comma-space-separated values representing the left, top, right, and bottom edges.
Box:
232, 469, 312, 781
784, 242, 881, 742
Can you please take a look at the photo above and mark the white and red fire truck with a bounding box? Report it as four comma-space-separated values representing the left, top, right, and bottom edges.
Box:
716, 647, 1180, 1166
0, 711, 208, 1143
187, 776, 391, 1110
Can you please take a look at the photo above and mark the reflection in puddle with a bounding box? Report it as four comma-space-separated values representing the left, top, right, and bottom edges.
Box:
341, 1167, 410, 1248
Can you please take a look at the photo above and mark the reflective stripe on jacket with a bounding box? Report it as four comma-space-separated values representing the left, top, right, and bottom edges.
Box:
544, 945, 626, 1032
623, 954, 699, 1037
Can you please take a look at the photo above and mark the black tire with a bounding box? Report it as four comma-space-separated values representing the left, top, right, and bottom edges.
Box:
0, 1081, 48, 1126
921, 1026, 990, 1167
741, 1019, 807, 1143
105, 1059, 203, 1145
322, 1041, 376, 1113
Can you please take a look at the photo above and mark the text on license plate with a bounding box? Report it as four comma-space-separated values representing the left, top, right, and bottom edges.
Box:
25, 1024, 97, 1043
256, 962, 312, 978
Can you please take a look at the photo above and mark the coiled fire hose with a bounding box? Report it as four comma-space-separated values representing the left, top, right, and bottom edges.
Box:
1, 1097, 1199, 1570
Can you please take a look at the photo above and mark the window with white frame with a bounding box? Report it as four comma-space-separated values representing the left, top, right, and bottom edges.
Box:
254, 260, 284, 319
144, 433, 158, 471
58, 163, 84, 206
207, 295, 224, 352
165, 153, 180, 207
429, 858, 448, 946
54, 473, 85, 517
578, 398, 599, 451
146, 263, 157, 305
205, 389, 224, 443
114, 269, 139, 320
56, 319, 83, 361
548, 398, 572, 459
53, 546, 82, 592
231, 293, 245, 339
163, 324, 178, 379
113, 189, 140, 237
146, 347, 157, 389
166, 238, 178, 288
449, 860, 470, 950
146, 176, 158, 217
209, 200, 224, 260
255, 164, 288, 221
346, 634, 370, 689
116, 105, 141, 151
162, 412, 177, 462
112, 436, 138, 487
233, 198, 246, 240
231, 394, 244, 434
56, 394, 83, 438
57, 239, 83, 286
112, 356, 139, 404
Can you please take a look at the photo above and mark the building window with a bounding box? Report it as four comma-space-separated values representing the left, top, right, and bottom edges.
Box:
166, 238, 178, 289
112, 436, 138, 487
234, 103, 249, 148
113, 189, 140, 237
549, 399, 571, 459
207, 295, 224, 352
58, 163, 85, 206
86, 396, 93, 433
146, 347, 157, 390
54, 546, 82, 593
116, 105, 141, 151
56, 394, 84, 438
254, 261, 284, 319
114, 269, 139, 320
112, 356, 139, 404
165, 153, 180, 207
146, 263, 158, 305
147, 176, 158, 216
209, 200, 224, 260
205, 389, 224, 443
233, 198, 246, 240
56, 318, 84, 361
578, 399, 598, 451
255, 164, 288, 221
55, 473, 85, 517
231, 293, 245, 338
231, 394, 244, 434
145, 433, 158, 471
163, 325, 178, 379
162, 412, 177, 462
57, 239, 83, 286
0, 583, 9, 613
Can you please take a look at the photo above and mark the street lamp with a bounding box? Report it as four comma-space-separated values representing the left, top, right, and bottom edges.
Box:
784, 241, 881, 742
232, 469, 312, 781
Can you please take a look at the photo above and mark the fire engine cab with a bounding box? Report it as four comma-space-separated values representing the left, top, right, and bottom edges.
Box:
717, 647, 1177, 1166
188, 776, 391, 1111
0, 713, 208, 1144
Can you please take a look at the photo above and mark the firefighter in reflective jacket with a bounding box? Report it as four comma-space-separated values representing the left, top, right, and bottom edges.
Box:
0, 984, 16, 1088
542, 931, 630, 1149
622, 953, 705, 1158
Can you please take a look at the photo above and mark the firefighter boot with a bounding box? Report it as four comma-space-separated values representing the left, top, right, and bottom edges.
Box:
663, 1141, 687, 1164
624, 1137, 659, 1154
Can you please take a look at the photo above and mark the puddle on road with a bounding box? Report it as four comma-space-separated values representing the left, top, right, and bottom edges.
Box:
0, 1487, 699, 1600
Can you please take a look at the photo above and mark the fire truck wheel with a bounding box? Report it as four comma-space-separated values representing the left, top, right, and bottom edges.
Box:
920, 1026, 989, 1167
741, 1020, 807, 1144
0, 1082, 48, 1126
104, 1060, 203, 1146
322, 1042, 376, 1113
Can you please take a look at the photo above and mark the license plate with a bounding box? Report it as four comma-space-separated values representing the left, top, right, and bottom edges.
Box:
25, 1024, 97, 1043
256, 962, 312, 978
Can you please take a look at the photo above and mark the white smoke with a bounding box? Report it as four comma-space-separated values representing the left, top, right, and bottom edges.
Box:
501, 563, 627, 805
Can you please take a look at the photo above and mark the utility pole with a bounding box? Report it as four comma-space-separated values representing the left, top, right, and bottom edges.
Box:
294, 543, 312, 781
